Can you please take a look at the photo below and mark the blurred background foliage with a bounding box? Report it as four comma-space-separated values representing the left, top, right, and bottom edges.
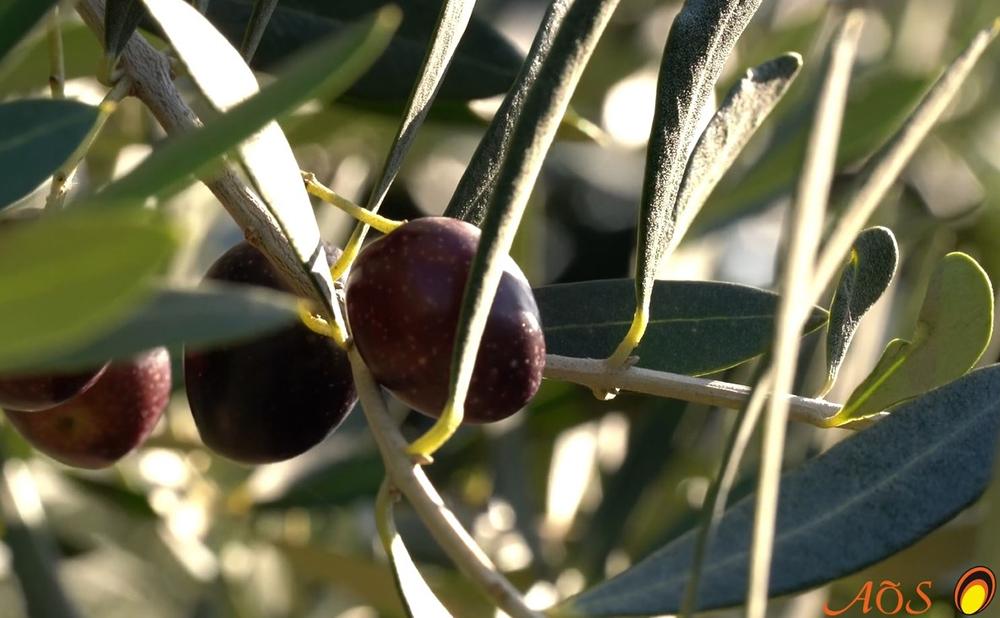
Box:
1, 0, 999, 616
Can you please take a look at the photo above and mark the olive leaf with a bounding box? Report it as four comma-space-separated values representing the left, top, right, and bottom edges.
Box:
444, 0, 572, 224
535, 279, 828, 376
376, 483, 453, 618
830, 251, 994, 426
821, 226, 899, 396
0, 0, 59, 64
10, 283, 302, 372
98, 11, 395, 202
104, 0, 144, 61
239, 0, 278, 61
560, 363, 1000, 616
624, 0, 764, 362
672, 52, 802, 242
430, 0, 620, 455
0, 99, 99, 210
135, 0, 397, 319
0, 210, 175, 373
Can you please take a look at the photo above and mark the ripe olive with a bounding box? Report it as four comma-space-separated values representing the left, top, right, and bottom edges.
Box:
345, 217, 545, 423
184, 241, 357, 464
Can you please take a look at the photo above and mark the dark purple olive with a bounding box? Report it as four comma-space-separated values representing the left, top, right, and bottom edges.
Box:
184, 241, 356, 464
4, 348, 172, 469
0, 366, 108, 412
345, 217, 545, 423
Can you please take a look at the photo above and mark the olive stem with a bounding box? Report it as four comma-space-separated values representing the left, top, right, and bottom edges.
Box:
542, 354, 874, 429
302, 172, 404, 235
295, 300, 348, 349
45, 77, 132, 211
350, 348, 542, 618
47, 7, 65, 99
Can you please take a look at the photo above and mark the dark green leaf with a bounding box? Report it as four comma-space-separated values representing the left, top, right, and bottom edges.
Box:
563, 363, 1000, 616
98, 7, 397, 203
445, 0, 572, 224
535, 279, 828, 376
633, 0, 764, 348
239, 0, 279, 61
673, 53, 802, 241
16, 283, 300, 372
0, 210, 175, 373
0, 0, 59, 64
832, 252, 994, 425
193, 0, 522, 103
822, 226, 898, 396
105, 0, 145, 61
0, 99, 99, 210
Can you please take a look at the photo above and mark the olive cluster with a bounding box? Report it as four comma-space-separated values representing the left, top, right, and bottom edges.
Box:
1, 217, 546, 468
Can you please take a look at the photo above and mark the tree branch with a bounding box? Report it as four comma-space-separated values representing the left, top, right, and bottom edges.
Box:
543, 354, 850, 428
350, 349, 541, 618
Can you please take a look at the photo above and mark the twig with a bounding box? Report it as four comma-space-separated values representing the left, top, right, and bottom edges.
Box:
543, 354, 842, 428
45, 77, 132, 210
350, 348, 542, 618
47, 7, 65, 99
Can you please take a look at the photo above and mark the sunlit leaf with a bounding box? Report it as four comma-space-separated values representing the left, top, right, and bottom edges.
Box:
832, 251, 993, 425
0, 210, 175, 372
629, 0, 764, 361
821, 226, 898, 396
673, 52, 802, 241
0, 99, 99, 210
98, 8, 397, 203
535, 279, 828, 376
562, 363, 1000, 615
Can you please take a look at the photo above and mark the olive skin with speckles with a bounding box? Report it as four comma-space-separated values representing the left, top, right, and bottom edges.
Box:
0, 366, 108, 412
184, 242, 357, 464
3, 348, 171, 469
346, 217, 545, 423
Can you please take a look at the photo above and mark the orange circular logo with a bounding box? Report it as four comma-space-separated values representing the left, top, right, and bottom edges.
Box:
954, 566, 996, 615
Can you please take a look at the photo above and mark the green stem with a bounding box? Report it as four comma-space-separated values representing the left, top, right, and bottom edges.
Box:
302, 172, 404, 235
45, 78, 131, 211
47, 7, 65, 99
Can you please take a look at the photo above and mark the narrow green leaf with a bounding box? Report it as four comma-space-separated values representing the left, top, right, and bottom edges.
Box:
104, 0, 145, 61
833, 252, 994, 425
0, 99, 99, 210
191, 0, 522, 103
376, 481, 453, 618
11, 283, 300, 372
0, 210, 175, 372
630, 0, 764, 357
0, 23, 103, 94
673, 53, 802, 241
822, 226, 898, 396
98, 9, 397, 203
0, 0, 59, 63
445, 0, 572, 224
431, 0, 620, 455
535, 279, 828, 376
562, 363, 1000, 616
